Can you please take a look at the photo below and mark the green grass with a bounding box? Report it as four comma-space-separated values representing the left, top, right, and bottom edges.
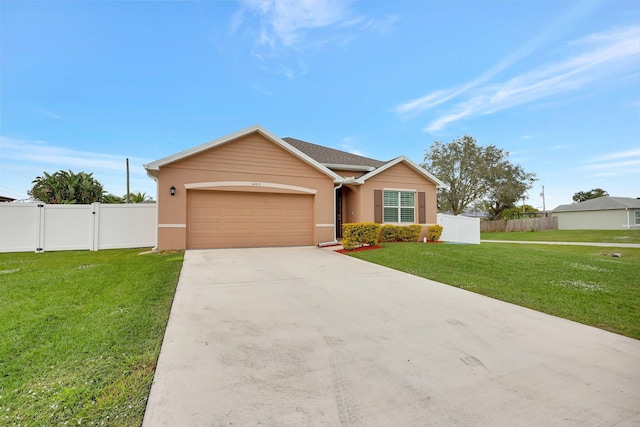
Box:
481, 229, 640, 243
0, 248, 184, 426
348, 243, 640, 339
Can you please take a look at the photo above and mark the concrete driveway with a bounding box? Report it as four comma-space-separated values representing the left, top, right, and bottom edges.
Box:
143, 247, 640, 426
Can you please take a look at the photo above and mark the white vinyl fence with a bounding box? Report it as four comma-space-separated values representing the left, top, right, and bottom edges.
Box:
0, 203, 156, 253
437, 213, 480, 244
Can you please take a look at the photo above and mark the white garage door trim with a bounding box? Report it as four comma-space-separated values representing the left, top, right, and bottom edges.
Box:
185, 181, 317, 194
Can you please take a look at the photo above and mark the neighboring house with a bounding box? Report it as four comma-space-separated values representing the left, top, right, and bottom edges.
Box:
144, 125, 444, 250
0, 196, 15, 203
440, 208, 489, 220
552, 196, 640, 230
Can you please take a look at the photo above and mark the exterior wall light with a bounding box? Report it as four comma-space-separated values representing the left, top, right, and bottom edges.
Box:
170, 186, 176, 196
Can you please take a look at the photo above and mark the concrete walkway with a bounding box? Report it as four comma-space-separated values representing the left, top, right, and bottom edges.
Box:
143, 247, 640, 426
481, 240, 640, 248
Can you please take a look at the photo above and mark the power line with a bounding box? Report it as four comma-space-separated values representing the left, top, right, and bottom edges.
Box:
0, 165, 33, 199
0, 185, 29, 199
0, 164, 34, 180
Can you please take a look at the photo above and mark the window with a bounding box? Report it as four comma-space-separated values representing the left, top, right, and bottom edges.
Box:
383, 190, 415, 223
635, 211, 640, 225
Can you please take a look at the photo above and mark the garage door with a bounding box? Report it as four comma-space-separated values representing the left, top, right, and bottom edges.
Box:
187, 190, 314, 249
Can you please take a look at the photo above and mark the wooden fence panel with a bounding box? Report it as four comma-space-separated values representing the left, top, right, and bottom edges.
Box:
506, 217, 558, 232
482, 217, 557, 233
480, 220, 507, 233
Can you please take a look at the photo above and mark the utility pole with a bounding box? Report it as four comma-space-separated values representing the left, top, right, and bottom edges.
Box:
540, 185, 546, 216
126, 158, 130, 204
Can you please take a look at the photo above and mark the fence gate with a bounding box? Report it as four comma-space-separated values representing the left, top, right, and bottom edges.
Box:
0, 203, 157, 253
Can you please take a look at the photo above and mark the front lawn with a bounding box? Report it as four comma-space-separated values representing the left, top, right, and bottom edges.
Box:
0, 249, 183, 426
348, 242, 640, 339
481, 229, 640, 243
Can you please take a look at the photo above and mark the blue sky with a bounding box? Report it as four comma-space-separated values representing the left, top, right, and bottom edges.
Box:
1, 0, 638, 210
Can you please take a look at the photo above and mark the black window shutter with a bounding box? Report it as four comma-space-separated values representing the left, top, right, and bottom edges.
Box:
418, 192, 426, 223
374, 190, 383, 223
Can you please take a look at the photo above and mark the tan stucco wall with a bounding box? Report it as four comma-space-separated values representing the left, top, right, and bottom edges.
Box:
342, 185, 361, 223
359, 162, 438, 224
340, 162, 439, 240
156, 132, 336, 249
158, 226, 186, 250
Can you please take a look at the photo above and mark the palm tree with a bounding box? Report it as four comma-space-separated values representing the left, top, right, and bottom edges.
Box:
125, 191, 152, 203
102, 193, 125, 204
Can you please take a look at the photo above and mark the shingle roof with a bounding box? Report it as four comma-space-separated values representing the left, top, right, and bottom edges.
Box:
144, 125, 443, 186
553, 196, 640, 212
282, 137, 387, 169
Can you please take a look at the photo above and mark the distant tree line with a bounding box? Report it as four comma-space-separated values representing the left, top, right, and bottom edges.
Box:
572, 188, 609, 203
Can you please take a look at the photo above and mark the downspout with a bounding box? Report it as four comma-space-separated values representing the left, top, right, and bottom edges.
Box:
625, 208, 630, 230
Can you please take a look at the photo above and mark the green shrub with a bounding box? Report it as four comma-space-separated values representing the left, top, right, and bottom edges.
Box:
427, 224, 444, 241
379, 224, 400, 242
342, 222, 381, 250
400, 224, 422, 242
379, 224, 423, 242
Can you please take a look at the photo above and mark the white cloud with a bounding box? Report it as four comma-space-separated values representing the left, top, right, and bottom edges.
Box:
361, 14, 398, 36
584, 159, 640, 170
393, 3, 589, 121
1, 136, 148, 172
340, 136, 363, 156
549, 144, 572, 150
232, 0, 395, 79
593, 148, 640, 162
395, 25, 640, 132
37, 108, 63, 120
394, 34, 553, 121
581, 148, 640, 178
394, 89, 460, 120
0, 136, 155, 198
237, 0, 355, 49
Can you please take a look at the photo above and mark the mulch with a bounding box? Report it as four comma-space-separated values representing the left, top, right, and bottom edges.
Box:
335, 240, 444, 253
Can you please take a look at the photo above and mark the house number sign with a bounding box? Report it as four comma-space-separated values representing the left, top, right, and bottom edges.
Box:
251, 182, 261, 187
